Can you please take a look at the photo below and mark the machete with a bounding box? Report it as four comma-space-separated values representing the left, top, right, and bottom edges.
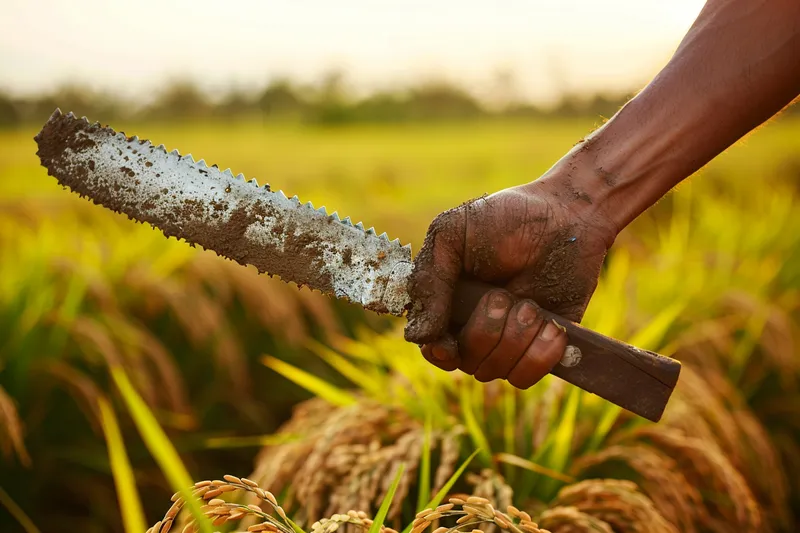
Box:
34, 109, 680, 422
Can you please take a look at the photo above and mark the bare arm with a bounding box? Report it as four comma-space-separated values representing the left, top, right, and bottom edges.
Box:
405, 0, 800, 387
545, 0, 800, 232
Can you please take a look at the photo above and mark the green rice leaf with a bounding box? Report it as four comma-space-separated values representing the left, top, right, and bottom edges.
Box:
98, 395, 146, 533
306, 339, 386, 399
538, 386, 580, 499
285, 515, 307, 533
493, 452, 575, 484
111, 366, 212, 533
368, 463, 406, 533
262, 355, 357, 406
425, 449, 480, 508
401, 449, 480, 533
460, 383, 492, 465
585, 404, 622, 452
628, 301, 686, 351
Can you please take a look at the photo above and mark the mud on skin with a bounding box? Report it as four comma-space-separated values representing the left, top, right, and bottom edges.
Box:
404, 184, 609, 345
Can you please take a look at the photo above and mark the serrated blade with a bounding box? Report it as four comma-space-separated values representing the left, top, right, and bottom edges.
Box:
34, 109, 412, 315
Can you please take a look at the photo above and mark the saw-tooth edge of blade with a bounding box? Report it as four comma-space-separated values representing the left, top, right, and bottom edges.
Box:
34, 109, 413, 315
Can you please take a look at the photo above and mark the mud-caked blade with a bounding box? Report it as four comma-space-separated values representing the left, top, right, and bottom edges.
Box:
34, 109, 412, 315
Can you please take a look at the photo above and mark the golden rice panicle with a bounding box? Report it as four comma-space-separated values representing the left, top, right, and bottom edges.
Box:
251, 398, 422, 522
538, 506, 613, 533
572, 444, 702, 533
632, 427, 762, 532
691, 367, 789, 530
551, 479, 678, 533
249, 398, 338, 498
147, 476, 293, 533
312, 510, 399, 533
668, 366, 789, 518
467, 470, 514, 522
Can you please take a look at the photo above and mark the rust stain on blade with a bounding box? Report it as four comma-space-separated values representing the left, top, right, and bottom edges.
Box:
34, 110, 412, 315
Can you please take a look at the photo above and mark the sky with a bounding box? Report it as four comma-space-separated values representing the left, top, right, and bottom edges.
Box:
1, 0, 706, 104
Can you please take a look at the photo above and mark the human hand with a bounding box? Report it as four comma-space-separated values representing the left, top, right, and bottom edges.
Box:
404, 174, 618, 388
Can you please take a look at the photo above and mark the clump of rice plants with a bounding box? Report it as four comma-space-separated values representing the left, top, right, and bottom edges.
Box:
254, 175, 800, 531
147, 474, 685, 533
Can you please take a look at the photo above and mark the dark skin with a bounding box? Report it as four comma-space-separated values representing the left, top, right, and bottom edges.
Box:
404, 0, 800, 387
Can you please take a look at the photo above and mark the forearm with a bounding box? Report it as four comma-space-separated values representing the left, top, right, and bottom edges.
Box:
539, 0, 800, 232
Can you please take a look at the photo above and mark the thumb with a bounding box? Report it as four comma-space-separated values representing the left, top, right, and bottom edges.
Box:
404, 208, 467, 345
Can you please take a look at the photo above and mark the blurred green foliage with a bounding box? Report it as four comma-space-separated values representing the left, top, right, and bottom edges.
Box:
0, 109, 799, 531
0, 77, 640, 129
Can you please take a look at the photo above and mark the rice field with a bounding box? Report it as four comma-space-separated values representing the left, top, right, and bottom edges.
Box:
1, 116, 799, 532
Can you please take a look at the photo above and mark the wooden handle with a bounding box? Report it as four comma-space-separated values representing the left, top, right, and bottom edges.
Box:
451, 279, 681, 422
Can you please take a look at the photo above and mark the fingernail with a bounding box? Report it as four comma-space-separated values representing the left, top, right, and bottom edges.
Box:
431, 345, 452, 361
517, 302, 538, 326
540, 320, 561, 341
487, 292, 510, 319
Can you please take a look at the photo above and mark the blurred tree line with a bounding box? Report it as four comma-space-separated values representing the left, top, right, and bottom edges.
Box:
2, 74, 796, 128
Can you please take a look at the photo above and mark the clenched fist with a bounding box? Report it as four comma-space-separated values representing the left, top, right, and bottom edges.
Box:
404, 175, 617, 389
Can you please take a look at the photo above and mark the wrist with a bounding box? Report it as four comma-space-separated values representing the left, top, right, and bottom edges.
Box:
532, 99, 686, 234
522, 152, 620, 249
